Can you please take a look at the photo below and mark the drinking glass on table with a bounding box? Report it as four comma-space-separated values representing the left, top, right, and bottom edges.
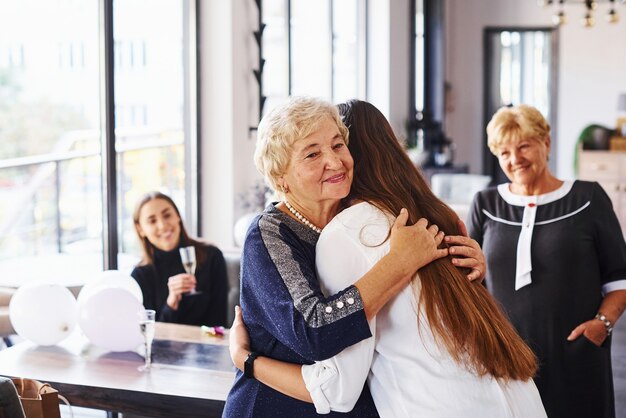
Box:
179, 246, 202, 295
138, 309, 156, 372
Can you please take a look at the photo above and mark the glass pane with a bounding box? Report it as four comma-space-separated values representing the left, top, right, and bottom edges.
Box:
263, 0, 364, 108
485, 28, 554, 184
415, 0, 425, 112
497, 30, 550, 117
114, 0, 188, 270
0, 0, 104, 287
263, 0, 289, 114
332, 0, 359, 103
528, 31, 550, 118
291, 0, 331, 98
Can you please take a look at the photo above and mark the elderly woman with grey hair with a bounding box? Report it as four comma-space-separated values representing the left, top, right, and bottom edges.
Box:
222, 96, 456, 417
468, 104, 626, 418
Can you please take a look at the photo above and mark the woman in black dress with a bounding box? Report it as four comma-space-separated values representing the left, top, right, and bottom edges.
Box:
468, 104, 626, 418
131, 191, 228, 326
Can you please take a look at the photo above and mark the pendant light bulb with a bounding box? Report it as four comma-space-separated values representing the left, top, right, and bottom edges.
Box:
582, 11, 596, 27
553, 10, 568, 25
539, 0, 621, 28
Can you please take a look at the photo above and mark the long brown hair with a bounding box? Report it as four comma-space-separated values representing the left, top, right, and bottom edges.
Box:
339, 100, 537, 380
132, 191, 206, 266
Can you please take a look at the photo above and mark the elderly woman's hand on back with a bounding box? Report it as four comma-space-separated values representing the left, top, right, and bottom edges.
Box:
388, 209, 448, 278
444, 219, 487, 282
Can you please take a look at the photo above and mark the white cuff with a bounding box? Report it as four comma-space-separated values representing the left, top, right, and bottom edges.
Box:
602, 279, 626, 296
301, 363, 337, 414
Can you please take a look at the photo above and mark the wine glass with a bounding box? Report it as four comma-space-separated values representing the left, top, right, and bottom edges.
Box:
179, 246, 202, 295
138, 309, 156, 372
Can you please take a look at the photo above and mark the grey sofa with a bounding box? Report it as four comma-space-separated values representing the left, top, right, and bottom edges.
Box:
0, 377, 26, 418
222, 249, 242, 326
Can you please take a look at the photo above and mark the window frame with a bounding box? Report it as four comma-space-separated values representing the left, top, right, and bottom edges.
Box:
408, 0, 445, 149
101, 0, 200, 268
262, 0, 367, 110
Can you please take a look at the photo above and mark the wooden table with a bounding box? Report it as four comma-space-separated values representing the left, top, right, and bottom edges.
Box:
0, 323, 235, 417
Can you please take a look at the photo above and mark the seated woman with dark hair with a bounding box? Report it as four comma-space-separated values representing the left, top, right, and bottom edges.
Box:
131, 191, 228, 326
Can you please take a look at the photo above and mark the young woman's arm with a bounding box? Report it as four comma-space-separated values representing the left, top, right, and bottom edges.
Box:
230, 306, 376, 414
229, 306, 313, 403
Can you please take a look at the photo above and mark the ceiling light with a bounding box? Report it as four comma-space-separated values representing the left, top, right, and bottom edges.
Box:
539, 0, 622, 26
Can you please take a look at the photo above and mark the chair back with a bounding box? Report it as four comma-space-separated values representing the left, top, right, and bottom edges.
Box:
0, 377, 26, 418
430, 174, 492, 205
222, 249, 241, 327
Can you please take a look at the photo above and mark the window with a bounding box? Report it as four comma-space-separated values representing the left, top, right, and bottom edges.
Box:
483, 27, 557, 183
0, 0, 198, 286
489, 30, 552, 117
413, 0, 425, 114
408, 0, 444, 152
114, 0, 198, 258
262, 0, 366, 113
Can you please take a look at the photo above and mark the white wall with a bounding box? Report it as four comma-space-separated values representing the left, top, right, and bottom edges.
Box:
367, 0, 411, 140
446, 0, 626, 179
199, 0, 262, 248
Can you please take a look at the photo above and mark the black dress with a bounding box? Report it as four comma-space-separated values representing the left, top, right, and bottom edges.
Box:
467, 180, 626, 418
131, 243, 228, 327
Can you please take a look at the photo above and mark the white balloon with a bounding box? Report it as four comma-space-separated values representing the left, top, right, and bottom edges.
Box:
9, 282, 77, 346
78, 287, 144, 352
234, 212, 259, 247
78, 269, 143, 307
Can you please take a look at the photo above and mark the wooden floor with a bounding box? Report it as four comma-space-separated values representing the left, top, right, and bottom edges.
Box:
6, 319, 626, 417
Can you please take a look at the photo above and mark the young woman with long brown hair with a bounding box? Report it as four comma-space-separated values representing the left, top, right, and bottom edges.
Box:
131, 191, 228, 326
228, 100, 545, 417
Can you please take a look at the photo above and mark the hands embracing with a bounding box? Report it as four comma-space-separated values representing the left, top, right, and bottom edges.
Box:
388, 209, 449, 278
444, 219, 487, 282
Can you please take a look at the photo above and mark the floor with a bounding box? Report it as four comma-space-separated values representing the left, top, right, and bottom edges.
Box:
5, 317, 626, 418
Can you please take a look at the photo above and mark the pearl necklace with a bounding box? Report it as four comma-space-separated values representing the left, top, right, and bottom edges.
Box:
284, 201, 322, 233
